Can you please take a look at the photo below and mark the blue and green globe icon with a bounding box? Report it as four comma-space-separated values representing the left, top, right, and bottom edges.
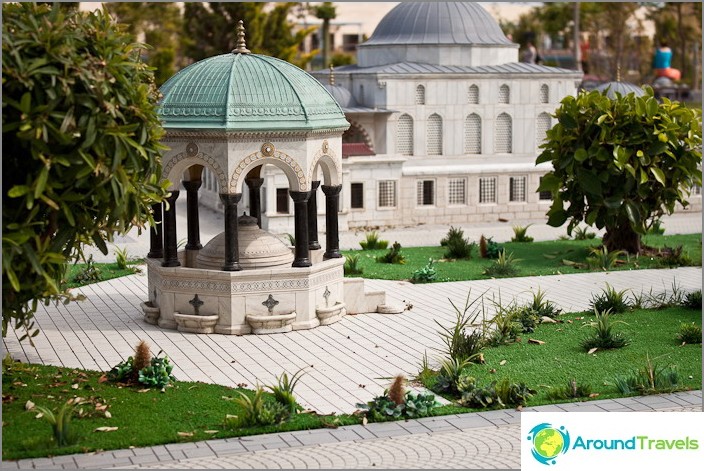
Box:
527, 423, 571, 465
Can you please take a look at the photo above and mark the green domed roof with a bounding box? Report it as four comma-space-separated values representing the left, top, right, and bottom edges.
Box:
158, 53, 349, 132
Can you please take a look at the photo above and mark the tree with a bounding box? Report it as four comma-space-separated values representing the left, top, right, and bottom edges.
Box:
312, 2, 336, 69
260, 3, 317, 69
106, 2, 184, 86
537, 89, 701, 254
2, 4, 169, 340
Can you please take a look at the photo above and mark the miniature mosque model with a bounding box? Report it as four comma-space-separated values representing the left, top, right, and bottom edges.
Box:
142, 22, 400, 335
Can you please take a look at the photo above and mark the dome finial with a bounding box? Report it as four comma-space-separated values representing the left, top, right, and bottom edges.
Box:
233, 20, 251, 54
616, 62, 621, 82
329, 64, 335, 86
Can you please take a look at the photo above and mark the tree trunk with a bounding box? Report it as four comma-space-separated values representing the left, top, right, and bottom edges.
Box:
603, 222, 641, 254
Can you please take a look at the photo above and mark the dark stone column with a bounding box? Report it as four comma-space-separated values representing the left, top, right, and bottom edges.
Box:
322, 185, 342, 260
162, 191, 181, 267
182, 180, 203, 250
245, 178, 264, 228
307, 181, 321, 251
220, 193, 242, 271
289, 190, 312, 267
147, 203, 163, 259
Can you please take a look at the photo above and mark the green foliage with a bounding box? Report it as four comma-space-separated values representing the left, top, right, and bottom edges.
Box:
416, 351, 434, 385
411, 258, 437, 283
657, 245, 692, 267
676, 323, 702, 345
356, 391, 439, 422
613, 354, 681, 395
72, 255, 102, 286
107, 357, 135, 383
114, 246, 129, 270
646, 218, 665, 235
632, 282, 686, 310
479, 235, 503, 259
495, 379, 536, 407
434, 292, 486, 364
360, 231, 388, 250
586, 246, 627, 270
482, 250, 520, 277
343, 254, 363, 275
511, 224, 534, 243
683, 290, 702, 310
486, 301, 523, 346
580, 309, 630, 351
2, 3, 168, 340
33, 401, 79, 447
138, 356, 176, 389
589, 284, 633, 314
225, 387, 290, 429
457, 381, 500, 408
284, 233, 295, 247
442, 227, 475, 260
572, 225, 596, 240
457, 378, 534, 409
376, 242, 406, 264
537, 87, 702, 254
546, 379, 593, 400
433, 357, 474, 395
526, 288, 562, 319
266, 369, 306, 415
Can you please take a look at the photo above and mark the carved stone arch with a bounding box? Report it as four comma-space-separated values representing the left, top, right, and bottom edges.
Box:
162, 152, 227, 191
343, 119, 374, 151
308, 147, 341, 187
230, 150, 307, 194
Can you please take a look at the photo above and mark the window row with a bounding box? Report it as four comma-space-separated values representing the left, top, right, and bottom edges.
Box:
348, 177, 553, 210
397, 112, 552, 156
415, 83, 551, 105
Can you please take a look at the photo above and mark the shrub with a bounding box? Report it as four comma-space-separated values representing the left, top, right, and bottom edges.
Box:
632, 282, 686, 310
480, 236, 503, 259
485, 300, 522, 346
657, 245, 692, 267
434, 291, 486, 364
114, 246, 129, 270
411, 258, 437, 283
457, 379, 534, 408
589, 283, 632, 314
580, 309, 630, 351
34, 400, 79, 447
646, 218, 665, 235
526, 288, 562, 319
441, 227, 475, 259
457, 381, 500, 408
586, 246, 626, 270
376, 241, 406, 264
72, 255, 102, 285
225, 387, 290, 429
683, 290, 702, 310
266, 368, 306, 415
511, 224, 534, 243
440, 226, 464, 246
495, 379, 536, 407
356, 391, 439, 422
343, 254, 363, 275
482, 250, 520, 278
613, 354, 681, 395
133, 340, 151, 373
546, 379, 593, 400
572, 226, 596, 240
107, 341, 175, 388
138, 356, 176, 389
433, 357, 473, 395
676, 323, 702, 345
360, 231, 388, 250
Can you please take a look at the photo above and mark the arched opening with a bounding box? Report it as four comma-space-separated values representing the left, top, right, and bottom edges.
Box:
342, 120, 375, 157
415, 84, 426, 105
396, 114, 414, 156
495, 113, 513, 154
464, 113, 482, 154
427, 113, 443, 156
498, 84, 510, 104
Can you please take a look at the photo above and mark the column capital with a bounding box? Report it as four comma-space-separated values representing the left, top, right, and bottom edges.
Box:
321, 184, 342, 197
182, 180, 202, 192
289, 189, 312, 204
219, 193, 243, 205
245, 178, 265, 190
311, 180, 321, 191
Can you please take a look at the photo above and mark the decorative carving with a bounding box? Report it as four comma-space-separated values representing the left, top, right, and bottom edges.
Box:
186, 142, 198, 156
322, 140, 329, 154
261, 142, 275, 156
308, 145, 341, 187
262, 294, 279, 313
232, 20, 251, 54
230, 149, 308, 193
162, 151, 227, 191
189, 294, 204, 315
323, 286, 331, 308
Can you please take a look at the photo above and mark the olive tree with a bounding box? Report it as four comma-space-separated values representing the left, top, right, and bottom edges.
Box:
2, 4, 169, 340
537, 88, 701, 254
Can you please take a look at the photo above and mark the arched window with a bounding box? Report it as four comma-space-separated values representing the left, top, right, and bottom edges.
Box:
540, 84, 549, 104
464, 113, 481, 154
427, 113, 443, 156
468, 84, 479, 104
536, 112, 552, 149
495, 113, 512, 153
415, 85, 426, 105
498, 84, 510, 104
396, 114, 414, 156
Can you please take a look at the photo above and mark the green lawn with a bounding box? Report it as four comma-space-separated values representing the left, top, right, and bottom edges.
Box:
343, 233, 702, 282
63, 261, 142, 289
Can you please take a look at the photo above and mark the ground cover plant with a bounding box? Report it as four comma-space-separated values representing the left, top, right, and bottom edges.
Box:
63, 260, 142, 289
341, 233, 701, 282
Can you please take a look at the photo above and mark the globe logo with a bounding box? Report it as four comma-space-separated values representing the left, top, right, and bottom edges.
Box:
526, 423, 571, 465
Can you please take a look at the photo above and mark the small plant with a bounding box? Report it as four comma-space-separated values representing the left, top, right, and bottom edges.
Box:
416, 351, 435, 385
589, 283, 632, 314
580, 309, 630, 351
479, 236, 503, 259
658, 245, 692, 267
646, 218, 665, 235
433, 357, 474, 395
356, 390, 439, 422
225, 387, 290, 429
457, 381, 501, 408
114, 246, 129, 270
376, 241, 406, 264
34, 401, 79, 447
683, 290, 702, 310
284, 233, 296, 246
482, 250, 520, 277
613, 354, 681, 395
441, 227, 475, 259
72, 255, 102, 285
485, 300, 522, 346
455, 373, 477, 394
586, 246, 626, 270
526, 288, 562, 319
676, 323, 702, 345
107, 357, 135, 383
411, 258, 437, 283
133, 340, 152, 373
434, 291, 486, 364
546, 379, 593, 400
515, 307, 539, 333
266, 368, 306, 415
107, 341, 175, 388
388, 375, 406, 405
343, 254, 364, 275
495, 378, 536, 406
440, 226, 464, 246
572, 225, 596, 240
138, 355, 176, 389
360, 231, 388, 250
510, 224, 533, 243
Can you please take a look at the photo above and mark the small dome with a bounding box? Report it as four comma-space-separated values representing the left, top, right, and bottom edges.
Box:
158, 53, 349, 132
322, 84, 358, 109
364, 2, 513, 46
595, 81, 646, 99
196, 215, 293, 270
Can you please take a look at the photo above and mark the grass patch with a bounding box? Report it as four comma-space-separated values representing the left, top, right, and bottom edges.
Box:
420, 306, 701, 408
63, 261, 142, 289
1, 363, 358, 461
342, 233, 701, 282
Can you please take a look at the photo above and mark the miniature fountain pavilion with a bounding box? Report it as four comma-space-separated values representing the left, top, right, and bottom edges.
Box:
141, 22, 400, 335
